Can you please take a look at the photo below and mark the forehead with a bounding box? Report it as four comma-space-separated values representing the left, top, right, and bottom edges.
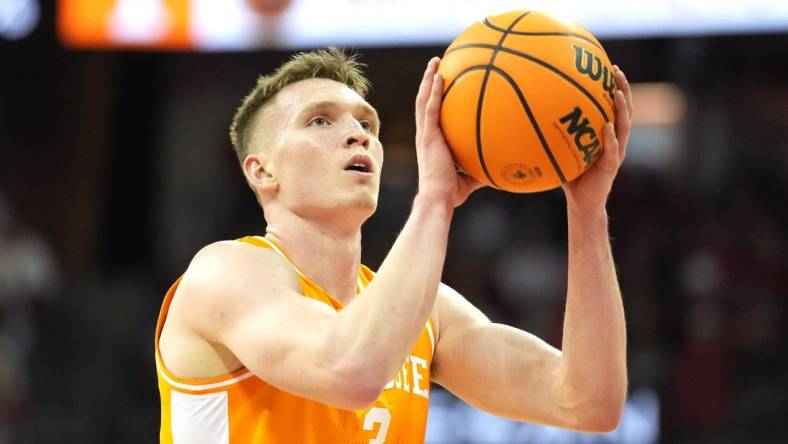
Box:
272, 78, 375, 118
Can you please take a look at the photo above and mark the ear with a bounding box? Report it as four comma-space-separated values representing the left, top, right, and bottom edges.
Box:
243, 152, 278, 196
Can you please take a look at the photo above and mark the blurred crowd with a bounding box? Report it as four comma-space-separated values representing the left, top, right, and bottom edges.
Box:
0, 193, 60, 442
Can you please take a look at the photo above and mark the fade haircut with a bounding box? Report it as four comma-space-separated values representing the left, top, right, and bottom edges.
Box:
229, 47, 371, 164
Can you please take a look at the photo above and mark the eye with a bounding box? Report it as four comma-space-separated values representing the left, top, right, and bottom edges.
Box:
359, 120, 375, 132
308, 116, 330, 127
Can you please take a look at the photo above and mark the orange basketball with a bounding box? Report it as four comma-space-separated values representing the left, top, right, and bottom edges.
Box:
438, 10, 617, 193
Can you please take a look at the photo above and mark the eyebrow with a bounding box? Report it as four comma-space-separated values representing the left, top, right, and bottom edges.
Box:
298, 100, 380, 128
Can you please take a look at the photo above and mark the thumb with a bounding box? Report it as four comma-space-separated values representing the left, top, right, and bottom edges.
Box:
459, 173, 486, 194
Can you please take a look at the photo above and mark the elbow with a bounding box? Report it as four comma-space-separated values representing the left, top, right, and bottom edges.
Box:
336, 380, 383, 411
329, 364, 386, 410
315, 334, 390, 410
341, 387, 384, 411
569, 392, 626, 433
575, 403, 624, 433
556, 366, 628, 433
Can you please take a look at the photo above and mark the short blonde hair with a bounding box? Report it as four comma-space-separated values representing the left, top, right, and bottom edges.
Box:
229, 47, 371, 164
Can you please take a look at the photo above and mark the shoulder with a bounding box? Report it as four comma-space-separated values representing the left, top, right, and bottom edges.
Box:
174, 240, 301, 330
159, 240, 305, 377
182, 240, 298, 289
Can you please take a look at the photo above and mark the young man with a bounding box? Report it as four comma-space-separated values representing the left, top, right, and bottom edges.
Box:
155, 47, 632, 443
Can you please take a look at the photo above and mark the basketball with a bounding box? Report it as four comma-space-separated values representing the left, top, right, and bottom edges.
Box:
438, 10, 617, 193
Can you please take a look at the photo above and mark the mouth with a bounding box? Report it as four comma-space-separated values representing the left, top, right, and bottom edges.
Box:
344, 154, 374, 174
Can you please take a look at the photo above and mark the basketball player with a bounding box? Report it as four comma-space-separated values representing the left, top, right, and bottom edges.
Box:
156, 47, 633, 443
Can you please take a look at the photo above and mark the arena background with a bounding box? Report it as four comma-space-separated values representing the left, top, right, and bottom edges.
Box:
1, 1, 786, 442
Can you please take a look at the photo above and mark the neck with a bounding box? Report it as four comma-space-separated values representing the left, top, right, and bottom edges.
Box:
264, 212, 362, 305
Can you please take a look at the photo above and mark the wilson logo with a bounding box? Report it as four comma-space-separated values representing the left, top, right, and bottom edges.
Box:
559, 106, 602, 167
573, 45, 616, 100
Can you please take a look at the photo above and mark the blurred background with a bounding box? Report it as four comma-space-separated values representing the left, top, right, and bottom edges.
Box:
1, 0, 787, 442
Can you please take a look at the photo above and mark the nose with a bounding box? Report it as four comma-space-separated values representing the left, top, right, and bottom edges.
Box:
343, 120, 370, 149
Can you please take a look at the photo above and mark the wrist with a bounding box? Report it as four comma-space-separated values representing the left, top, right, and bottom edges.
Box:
413, 192, 454, 215
566, 195, 608, 218
567, 204, 609, 234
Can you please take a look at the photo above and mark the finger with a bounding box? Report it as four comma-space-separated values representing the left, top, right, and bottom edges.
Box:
614, 66, 633, 117
415, 58, 440, 138
613, 89, 630, 160
603, 122, 620, 167
423, 72, 444, 141
414, 60, 434, 140
455, 173, 486, 206
460, 173, 486, 193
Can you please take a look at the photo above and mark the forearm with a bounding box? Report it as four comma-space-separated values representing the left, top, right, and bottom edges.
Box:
332, 194, 452, 387
557, 206, 627, 416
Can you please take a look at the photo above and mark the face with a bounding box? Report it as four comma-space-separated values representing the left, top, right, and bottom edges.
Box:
248, 78, 384, 223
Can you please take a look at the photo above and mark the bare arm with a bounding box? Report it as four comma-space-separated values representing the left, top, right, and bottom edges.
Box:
432, 245, 625, 432
431, 66, 633, 432
556, 205, 627, 429
180, 195, 450, 410
431, 285, 565, 424
554, 66, 632, 428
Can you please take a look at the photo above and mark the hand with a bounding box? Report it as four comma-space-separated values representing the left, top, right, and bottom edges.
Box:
414, 57, 485, 207
562, 65, 633, 213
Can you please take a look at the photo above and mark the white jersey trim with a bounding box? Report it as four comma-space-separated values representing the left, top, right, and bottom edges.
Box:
171, 390, 229, 444
425, 321, 435, 358
157, 358, 254, 392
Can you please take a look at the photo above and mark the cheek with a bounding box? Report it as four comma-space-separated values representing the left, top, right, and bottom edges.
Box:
295, 147, 327, 172
275, 139, 335, 188
371, 141, 384, 165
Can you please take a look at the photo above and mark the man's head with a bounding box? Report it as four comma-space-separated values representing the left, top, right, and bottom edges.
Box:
230, 47, 370, 162
230, 48, 383, 225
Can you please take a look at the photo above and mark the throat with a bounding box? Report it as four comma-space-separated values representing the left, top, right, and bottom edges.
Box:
263, 223, 363, 305
314, 258, 362, 306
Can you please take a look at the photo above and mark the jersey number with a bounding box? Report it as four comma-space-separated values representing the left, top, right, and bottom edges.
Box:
363, 407, 391, 444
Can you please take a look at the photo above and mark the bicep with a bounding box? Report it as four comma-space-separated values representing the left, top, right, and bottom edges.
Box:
219, 284, 339, 395
431, 284, 570, 426
183, 242, 353, 406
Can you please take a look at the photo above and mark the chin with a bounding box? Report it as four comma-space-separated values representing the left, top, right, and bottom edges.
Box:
291, 182, 380, 221
341, 192, 378, 219
294, 195, 377, 224
350, 195, 378, 216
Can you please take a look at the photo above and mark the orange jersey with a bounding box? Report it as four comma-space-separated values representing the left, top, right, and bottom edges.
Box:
155, 236, 436, 443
